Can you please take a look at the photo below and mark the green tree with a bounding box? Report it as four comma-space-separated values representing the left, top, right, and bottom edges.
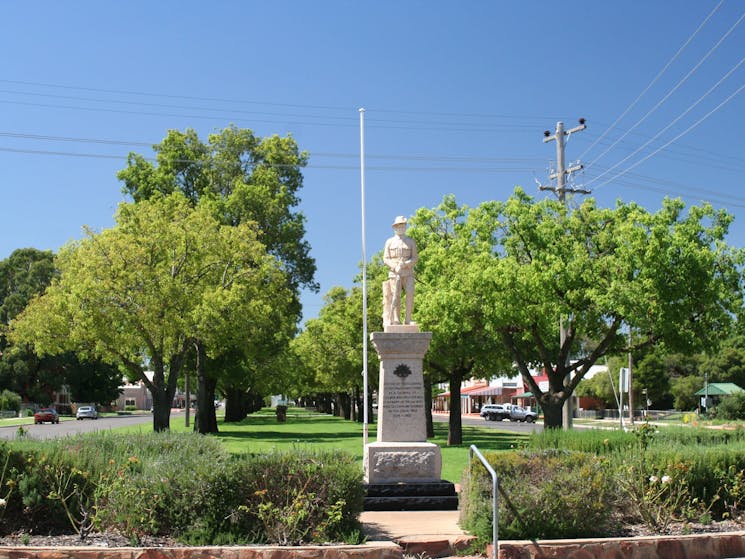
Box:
0, 389, 21, 412
117, 126, 317, 429
408, 197, 512, 445
10, 194, 291, 431
671, 374, 705, 411
0, 248, 121, 405
575, 373, 616, 409
293, 285, 381, 421
634, 351, 673, 408
700, 333, 745, 388
411, 190, 743, 429
0, 248, 56, 326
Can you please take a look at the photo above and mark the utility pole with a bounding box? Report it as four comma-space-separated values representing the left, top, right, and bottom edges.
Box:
540, 120, 588, 201
628, 329, 634, 426
540, 119, 587, 430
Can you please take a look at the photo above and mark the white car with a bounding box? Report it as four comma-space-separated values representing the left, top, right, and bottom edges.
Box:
508, 406, 538, 423
479, 404, 510, 421
76, 405, 98, 420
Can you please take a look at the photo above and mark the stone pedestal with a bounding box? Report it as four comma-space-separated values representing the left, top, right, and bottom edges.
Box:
364, 441, 442, 484
363, 329, 442, 485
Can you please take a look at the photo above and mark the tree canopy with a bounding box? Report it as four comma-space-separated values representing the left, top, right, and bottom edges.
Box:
10, 193, 292, 430
407, 190, 743, 429
407, 197, 512, 444
292, 285, 381, 420
117, 127, 316, 428
0, 248, 121, 405
117, 126, 316, 294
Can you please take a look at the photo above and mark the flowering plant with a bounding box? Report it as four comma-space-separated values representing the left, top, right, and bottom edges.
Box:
618, 460, 691, 532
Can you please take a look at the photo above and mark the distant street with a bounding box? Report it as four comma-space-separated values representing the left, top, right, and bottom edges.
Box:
433, 412, 543, 434
0, 412, 542, 441
0, 414, 152, 440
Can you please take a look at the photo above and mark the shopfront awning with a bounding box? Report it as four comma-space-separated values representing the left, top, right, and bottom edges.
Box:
468, 386, 504, 396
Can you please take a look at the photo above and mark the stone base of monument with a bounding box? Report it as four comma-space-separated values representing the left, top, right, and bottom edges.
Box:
363, 442, 441, 484
363, 480, 458, 511
362, 442, 457, 511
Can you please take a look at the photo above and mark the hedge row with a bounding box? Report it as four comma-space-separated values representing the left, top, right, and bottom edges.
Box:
0, 432, 364, 545
461, 425, 745, 541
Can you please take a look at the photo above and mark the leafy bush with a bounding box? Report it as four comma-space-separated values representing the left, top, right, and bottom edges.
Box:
714, 393, 745, 421
231, 449, 364, 545
2, 433, 364, 545
460, 449, 614, 541
463, 425, 745, 540
0, 390, 21, 412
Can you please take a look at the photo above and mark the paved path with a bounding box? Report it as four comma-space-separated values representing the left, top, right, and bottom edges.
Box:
361, 510, 466, 541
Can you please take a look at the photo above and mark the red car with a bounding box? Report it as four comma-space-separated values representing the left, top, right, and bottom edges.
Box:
34, 408, 59, 424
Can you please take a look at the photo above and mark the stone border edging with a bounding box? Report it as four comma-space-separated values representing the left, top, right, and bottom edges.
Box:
493, 530, 745, 559
0, 542, 403, 559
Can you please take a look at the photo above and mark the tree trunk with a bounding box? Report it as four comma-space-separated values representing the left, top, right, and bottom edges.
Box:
335, 392, 347, 419
353, 387, 362, 422
194, 343, 218, 434
424, 375, 434, 438
224, 386, 248, 422
321, 394, 333, 414
151, 389, 171, 432
541, 398, 564, 429
447, 372, 463, 445
148, 356, 180, 432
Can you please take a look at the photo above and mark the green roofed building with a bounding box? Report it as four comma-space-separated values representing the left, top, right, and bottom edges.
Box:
694, 382, 744, 411
694, 383, 744, 397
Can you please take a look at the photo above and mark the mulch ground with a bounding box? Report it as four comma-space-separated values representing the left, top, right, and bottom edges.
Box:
1, 520, 743, 548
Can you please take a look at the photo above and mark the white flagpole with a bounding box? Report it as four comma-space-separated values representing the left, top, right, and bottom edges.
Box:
360, 108, 369, 447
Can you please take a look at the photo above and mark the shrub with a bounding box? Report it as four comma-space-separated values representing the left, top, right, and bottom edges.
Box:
89, 435, 363, 545
0, 390, 21, 413
91, 432, 234, 541
231, 449, 364, 545
1, 442, 96, 535
460, 449, 613, 541
714, 393, 745, 421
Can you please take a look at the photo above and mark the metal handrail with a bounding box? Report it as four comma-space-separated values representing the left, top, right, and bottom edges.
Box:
469, 445, 498, 559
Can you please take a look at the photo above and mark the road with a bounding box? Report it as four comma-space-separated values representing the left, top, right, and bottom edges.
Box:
1, 412, 539, 441
0, 414, 153, 440
433, 412, 543, 434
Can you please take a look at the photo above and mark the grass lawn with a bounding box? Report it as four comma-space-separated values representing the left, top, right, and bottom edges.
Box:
139, 407, 527, 482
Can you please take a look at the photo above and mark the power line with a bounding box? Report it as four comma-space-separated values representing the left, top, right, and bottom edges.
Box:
586, 8, 745, 170
583, 130, 744, 173
0, 130, 545, 164
584, 57, 745, 189
0, 146, 538, 174
0, 79, 357, 113
579, 0, 725, 162
0, 131, 152, 147
0, 97, 553, 134
0, 87, 360, 123
585, 121, 745, 168
585, 165, 745, 205
592, 81, 745, 192
0, 78, 562, 122
3, 128, 742, 173
1, 146, 742, 206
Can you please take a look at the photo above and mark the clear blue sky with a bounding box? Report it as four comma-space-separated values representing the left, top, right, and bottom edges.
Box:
1, 1, 743, 322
